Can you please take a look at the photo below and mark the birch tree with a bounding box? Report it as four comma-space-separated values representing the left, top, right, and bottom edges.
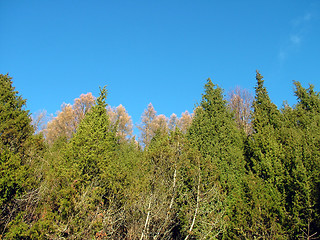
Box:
228, 86, 253, 135
107, 104, 133, 141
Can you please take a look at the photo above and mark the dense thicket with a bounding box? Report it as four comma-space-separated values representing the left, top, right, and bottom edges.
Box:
1, 72, 319, 239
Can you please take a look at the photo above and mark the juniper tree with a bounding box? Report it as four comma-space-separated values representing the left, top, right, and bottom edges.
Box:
245, 71, 287, 238
286, 81, 320, 238
70, 86, 116, 183
0, 74, 33, 153
187, 78, 247, 238
48, 86, 119, 238
0, 74, 36, 236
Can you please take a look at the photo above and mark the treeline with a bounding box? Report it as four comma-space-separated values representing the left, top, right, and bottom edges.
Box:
0, 72, 320, 239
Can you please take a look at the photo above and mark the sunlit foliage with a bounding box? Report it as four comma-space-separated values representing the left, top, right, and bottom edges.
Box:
1, 72, 320, 239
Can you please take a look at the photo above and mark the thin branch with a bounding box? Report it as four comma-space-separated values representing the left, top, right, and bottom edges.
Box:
185, 165, 201, 240
140, 194, 153, 240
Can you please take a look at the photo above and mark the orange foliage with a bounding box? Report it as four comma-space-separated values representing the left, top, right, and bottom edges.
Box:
45, 93, 95, 144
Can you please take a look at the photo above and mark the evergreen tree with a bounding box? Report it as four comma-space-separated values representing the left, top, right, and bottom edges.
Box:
187, 78, 247, 238
40, 86, 119, 238
248, 71, 284, 181
0, 74, 33, 153
245, 71, 287, 238
284, 81, 320, 238
70, 86, 116, 183
0, 74, 39, 236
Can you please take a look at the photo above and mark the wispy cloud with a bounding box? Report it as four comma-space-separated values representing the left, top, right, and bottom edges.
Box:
292, 12, 313, 26
278, 11, 314, 63
290, 34, 301, 45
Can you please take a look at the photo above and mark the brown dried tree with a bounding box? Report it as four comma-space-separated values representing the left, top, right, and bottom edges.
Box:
138, 103, 157, 147
138, 103, 171, 148
45, 93, 95, 144
177, 110, 193, 134
107, 104, 133, 141
228, 86, 253, 135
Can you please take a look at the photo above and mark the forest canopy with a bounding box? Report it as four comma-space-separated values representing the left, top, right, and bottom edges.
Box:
1, 72, 320, 239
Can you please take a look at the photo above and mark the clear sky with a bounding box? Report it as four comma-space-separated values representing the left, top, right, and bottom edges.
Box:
1, 0, 320, 129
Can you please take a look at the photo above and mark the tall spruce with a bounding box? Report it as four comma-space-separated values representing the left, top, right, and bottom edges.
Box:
0, 74, 33, 153
187, 78, 247, 238
70, 86, 116, 183
0, 74, 35, 235
245, 71, 287, 238
53, 86, 119, 238
288, 81, 320, 238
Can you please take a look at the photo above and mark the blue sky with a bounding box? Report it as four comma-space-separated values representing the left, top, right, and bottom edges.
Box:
1, 0, 320, 129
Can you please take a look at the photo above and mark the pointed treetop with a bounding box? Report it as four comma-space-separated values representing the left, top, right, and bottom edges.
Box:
0, 74, 33, 152
201, 78, 226, 113
252, 70, 281, 130
254, 70, 268, 104
294, 80, 320, 112
96, 86, 108, 109
256, 70, 264, 87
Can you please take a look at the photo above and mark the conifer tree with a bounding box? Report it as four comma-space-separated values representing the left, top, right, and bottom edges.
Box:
70, 86, 116, 183
245, 71, 287, 238
0, 74, 36, 235
49, 86, 119, 238
249, 71, 284, 180
0, 74, 33, 153
187, 78, 247, 238
285, 81, 320, 237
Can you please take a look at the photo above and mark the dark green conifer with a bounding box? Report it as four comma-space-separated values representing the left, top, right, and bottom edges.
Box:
50, 86, 121, 237
0, 74, 35, 235
245, 71, 287, 238
0, 74, 33, 153
285, 81, 320, 237
70, 86, 116, 183
187, 78, 247, 238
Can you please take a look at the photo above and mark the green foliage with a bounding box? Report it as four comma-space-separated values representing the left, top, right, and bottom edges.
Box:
27, 86, 147, 239
0, 147, 28, 206
0, 74, 33, 153
252, 71, 282, 130
294, 81, 320, 113
2, 72, 320, 239
283, 81, 320, 237
245, 71, 287, 238
187, 78, 247, 238
0, 74, 40, 237
69, 86, 116, 183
